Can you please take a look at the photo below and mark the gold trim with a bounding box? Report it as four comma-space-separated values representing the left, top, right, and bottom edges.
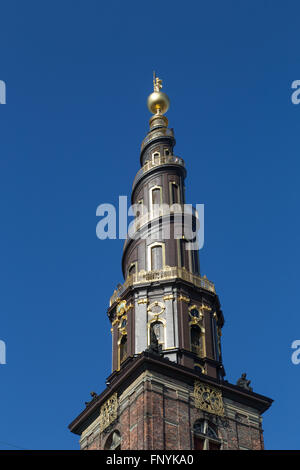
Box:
99, 393, 118, 432
201, 303, 212, 312
178, 295, 190, 303
163, 294, 174, 301
147, 300, 165, 316
194, 363, 206, 374
194, 381, 224, 417
110, 267, 215, 306
137, 298, 148, 305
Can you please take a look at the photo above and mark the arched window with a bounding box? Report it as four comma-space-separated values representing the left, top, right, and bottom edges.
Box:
152, 151, 160, 164
151, 244, 163, 270
104, 430, 121, 450
151, 187, 161, 206
179, 239, 186, 268
190, 325, 204, 357
128, 262, 137, 277
193, 419, 220, 450
149, 321, 164, 348
119, 335, 127, 364
170, 182, 180, 205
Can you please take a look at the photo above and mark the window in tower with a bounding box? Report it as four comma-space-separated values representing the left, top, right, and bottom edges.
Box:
150, 186, 162, 218
152, 151, 160, 165
151, 186, 162, 205
149, 321, 164, 348
150, 244, 163, 270
164, 148, 170, 156
136, 199, 144, 216
169, 181, 180, 205
128, 262, 137, 278
104, 430, 121, 450
119, 335, 127, 365
135, 199, 144, 230
193, 419, 221, 450
212, 314, 221, 362
192, 250, 200, 274
190, 325, 204, 358
179, 239, 186, 268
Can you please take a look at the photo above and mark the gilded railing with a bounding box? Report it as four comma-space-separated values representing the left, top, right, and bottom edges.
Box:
109, 267, 215, 306
133, 154, 185, 189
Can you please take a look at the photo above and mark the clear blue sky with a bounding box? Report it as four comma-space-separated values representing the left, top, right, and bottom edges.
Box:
0, 0, 299, 450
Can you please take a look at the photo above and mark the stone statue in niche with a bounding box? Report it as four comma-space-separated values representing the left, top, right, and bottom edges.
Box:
147, 322, 163, 355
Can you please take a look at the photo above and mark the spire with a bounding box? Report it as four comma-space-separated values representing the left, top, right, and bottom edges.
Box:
147, 72, 170, 131
147, 71, 170, 115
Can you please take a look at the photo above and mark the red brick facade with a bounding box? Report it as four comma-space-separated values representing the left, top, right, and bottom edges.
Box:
77, 367, 266, 451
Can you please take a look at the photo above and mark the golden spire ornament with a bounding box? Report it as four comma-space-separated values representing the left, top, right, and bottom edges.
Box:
147, 71, 170, 115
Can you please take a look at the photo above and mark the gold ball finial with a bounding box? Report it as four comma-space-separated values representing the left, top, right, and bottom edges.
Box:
147, 72, 170, 115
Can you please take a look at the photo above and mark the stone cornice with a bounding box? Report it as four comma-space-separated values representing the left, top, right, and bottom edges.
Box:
68, 352, 273, 436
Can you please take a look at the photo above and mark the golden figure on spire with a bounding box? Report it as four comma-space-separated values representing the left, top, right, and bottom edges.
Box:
153, 71, 163, 93
147, 71, 170, 115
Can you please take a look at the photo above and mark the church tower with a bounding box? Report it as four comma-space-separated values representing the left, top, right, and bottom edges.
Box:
69, 76, 272, 450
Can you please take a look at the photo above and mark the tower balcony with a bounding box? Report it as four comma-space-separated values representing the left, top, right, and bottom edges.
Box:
140, 127, 175, 154
109, 267, 215, 306
132, 154, 185, 191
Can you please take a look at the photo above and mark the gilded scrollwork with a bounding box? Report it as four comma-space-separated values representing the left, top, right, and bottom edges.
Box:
194, 381, 224, 417
99, 393, 118, 432
147, 301, 165, 316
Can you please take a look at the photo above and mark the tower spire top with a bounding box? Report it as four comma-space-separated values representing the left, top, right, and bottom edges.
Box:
147, 71, 170, 115
153, 71, 163, 93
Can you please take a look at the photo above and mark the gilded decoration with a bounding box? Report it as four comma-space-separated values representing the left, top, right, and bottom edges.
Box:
194, 381, 224, 417
118, 314, 127, 335
178, 295, 190, 303
116, 300, 127, 317
99, 393, 118, 432
109, 268, 215, 306
201, 303, 212, 313
147, 301, 165, 317
113, 300, 133, 327
163, 294, 174, 301
188, 305, 203, 325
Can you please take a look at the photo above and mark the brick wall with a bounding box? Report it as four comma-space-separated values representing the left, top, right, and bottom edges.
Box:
80, 370, 265, 450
